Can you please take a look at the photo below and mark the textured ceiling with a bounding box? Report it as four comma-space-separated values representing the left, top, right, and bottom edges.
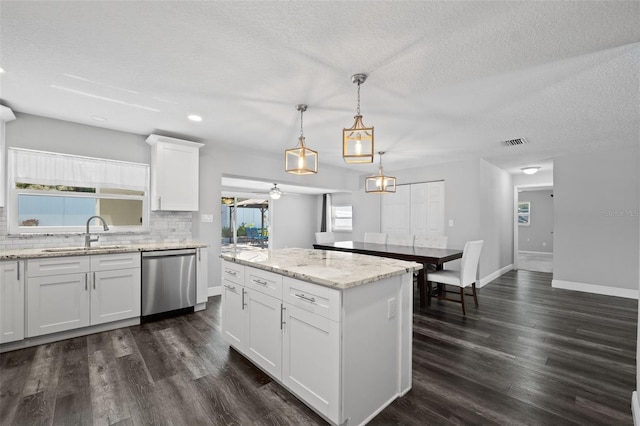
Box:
1, 1, 639, 176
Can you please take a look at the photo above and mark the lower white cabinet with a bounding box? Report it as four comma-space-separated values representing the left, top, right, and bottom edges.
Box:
0, 260, 25, 343
245, 288, 282, 379
221, 280, 245, 348
26, 253, 141, 337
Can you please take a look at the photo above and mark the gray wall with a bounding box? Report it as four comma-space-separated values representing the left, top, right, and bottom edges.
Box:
554, 147, 639, 292
518, 189, 554, 253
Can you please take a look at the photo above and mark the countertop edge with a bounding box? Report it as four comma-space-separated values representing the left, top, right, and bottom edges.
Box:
1, 242, 209, 260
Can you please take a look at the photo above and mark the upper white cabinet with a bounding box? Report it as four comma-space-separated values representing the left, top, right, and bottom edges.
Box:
146, 134, 204, 211
0, 106, 16, 207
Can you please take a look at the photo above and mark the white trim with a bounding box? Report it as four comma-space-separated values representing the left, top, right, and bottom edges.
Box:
479, 264, 513, 288
552, 279, 639, 299
518, 250, 553, 255
208, 286, 222, 297
632, 391, 639, 426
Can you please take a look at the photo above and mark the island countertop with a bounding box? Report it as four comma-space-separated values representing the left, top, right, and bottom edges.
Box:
221, 247, 422, 289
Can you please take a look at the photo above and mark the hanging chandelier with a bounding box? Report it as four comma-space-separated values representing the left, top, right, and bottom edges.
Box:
285, 104, 318, 174
365, 152, 396, 194
269, 183, 283, 200
343, 73, 374, 164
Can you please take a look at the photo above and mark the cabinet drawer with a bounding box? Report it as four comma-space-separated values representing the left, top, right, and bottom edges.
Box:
246, 268, 282, 299
222, 261, 244, 285
27, 256, 90, 278
91, 252, 141, 271
283, 278, 341, 322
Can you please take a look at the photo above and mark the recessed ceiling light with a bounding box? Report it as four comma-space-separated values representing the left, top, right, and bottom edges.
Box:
0, 67, 5, 74
521, 166, 541, 175
188, 114, 202, 122
90, 115, 108, 122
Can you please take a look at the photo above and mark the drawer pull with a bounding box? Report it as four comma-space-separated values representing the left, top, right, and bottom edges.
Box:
225, 270, 237, 276
295, 293, 316, 304
253, 278, 268, 286
224, 284, 236, 291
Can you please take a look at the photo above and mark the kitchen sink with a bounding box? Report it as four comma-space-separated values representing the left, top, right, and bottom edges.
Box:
42, 245, 128, 253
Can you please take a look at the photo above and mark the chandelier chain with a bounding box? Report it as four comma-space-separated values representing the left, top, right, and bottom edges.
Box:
300, 108, 304, 138
356, 82, 361, 116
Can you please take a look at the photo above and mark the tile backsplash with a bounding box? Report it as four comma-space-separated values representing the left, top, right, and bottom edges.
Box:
0, 208, 193, 251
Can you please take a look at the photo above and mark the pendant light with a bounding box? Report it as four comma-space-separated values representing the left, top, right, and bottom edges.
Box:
285, 104, 318, 174
365, 152, 396, 194
343, 73, 374, 163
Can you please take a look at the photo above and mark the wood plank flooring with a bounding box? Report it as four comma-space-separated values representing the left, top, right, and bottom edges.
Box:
1, 270, 636, 425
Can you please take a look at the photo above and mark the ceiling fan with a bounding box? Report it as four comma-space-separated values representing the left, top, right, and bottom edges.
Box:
269, 183, 283, 199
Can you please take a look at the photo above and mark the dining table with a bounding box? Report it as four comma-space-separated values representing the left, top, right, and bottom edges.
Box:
312, 241, 463, 308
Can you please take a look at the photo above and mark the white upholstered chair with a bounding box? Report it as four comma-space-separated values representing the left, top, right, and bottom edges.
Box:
364, 232, 387, 244
315, 232, 336, 244
414, 235, 448, 249
387, 234, 415, 246
426, 240, 484, 315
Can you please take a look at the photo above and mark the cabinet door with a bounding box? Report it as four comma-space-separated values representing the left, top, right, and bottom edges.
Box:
156, 142, 200, 211
27, 273, 90, 337
196, 248, 208, 304
91, 268, 141, 325
221, 282, 245, 350
282, 303, 340, 422
0, 261, 25, 343
244, 289, 282, 380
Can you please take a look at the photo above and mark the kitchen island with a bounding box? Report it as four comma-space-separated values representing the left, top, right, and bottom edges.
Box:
220, 248, 422, 426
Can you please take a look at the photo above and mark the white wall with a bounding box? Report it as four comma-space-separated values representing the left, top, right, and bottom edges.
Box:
553, 147, 639, 297
518, 189, 554, 253
271, 194, 317, 249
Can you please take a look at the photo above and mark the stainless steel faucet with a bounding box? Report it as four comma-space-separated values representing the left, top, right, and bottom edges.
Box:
85, 215, 109, 249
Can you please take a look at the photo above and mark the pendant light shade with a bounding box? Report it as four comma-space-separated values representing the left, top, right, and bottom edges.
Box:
343, 74, 374, 164
365, 152, 396, 194
285, 104, 318, 174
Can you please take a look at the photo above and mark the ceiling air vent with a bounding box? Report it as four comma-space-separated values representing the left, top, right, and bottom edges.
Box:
503, 138, 528, 147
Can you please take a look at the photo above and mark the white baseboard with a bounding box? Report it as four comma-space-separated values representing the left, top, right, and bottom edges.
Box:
518, 250, 553, 255
208, 286, 221, 297
552, 279, 639, 299
479, 264, 513, 288
632, 391, 639, 426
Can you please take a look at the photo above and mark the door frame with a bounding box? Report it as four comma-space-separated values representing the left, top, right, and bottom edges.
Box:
513, 183, 553, 270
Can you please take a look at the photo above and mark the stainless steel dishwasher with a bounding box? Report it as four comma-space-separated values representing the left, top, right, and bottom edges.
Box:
142, 249, 196, 318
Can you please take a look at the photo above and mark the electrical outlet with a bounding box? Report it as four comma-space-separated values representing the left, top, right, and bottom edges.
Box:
448, 219, 454, 227
388, 298, 396, 319
201, 214, 213, 223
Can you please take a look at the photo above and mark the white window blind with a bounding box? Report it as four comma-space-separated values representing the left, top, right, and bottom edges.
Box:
9, 148, 149, 191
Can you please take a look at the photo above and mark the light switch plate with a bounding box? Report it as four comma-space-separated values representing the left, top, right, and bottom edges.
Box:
448, 219, 454, 227
201, 214, 213, 223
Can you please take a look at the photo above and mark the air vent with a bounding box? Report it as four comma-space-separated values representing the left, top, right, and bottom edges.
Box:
503, 138, 528, 147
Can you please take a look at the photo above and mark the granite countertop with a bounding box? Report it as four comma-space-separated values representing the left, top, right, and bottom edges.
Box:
1, 241, 208, 260
221, 248, 422, 290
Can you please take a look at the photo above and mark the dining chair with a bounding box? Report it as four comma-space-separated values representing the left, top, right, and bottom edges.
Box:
364, 232, 387, 244
315, 231, 336, 244
414, 235, 448, 249
426, 240, 484, 315
387, 234, 415, 246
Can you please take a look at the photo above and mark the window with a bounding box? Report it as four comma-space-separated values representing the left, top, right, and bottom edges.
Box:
8, 148, 149, 234
332, 205, 352, 231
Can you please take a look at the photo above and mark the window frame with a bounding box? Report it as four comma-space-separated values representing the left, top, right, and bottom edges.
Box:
331, 204, 353, 232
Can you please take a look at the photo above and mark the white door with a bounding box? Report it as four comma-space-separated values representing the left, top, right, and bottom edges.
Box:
27, 273, 90, 337
91, 269, 141, 325
426, 181, 445, 236
0, 261, 24, 343
244, 289, 282, 379
282, 303, 340, 422
410, 182, 428, 235
381, 185, 411, 235
221, 282, 245, 350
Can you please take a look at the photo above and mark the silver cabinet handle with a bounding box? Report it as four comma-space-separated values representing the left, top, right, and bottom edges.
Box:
224, 284, 236, 291
16, 261, 20, 280
241, 288, 247, 310
158, 196, 162, 210
93, 272, 96, 289
85, 274, 88, 291
198, 249, 201, 262
253, 278, 268, 286
280, 304, 286, 330
225, 270, 237, 276
295, 293, 316, 304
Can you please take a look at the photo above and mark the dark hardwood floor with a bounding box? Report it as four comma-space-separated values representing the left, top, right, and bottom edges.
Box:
1, 270, 636, 425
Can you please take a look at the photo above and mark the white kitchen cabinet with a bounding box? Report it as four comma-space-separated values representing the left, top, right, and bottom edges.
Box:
26, 253, 141, 337
245, 288, 282, 379
0, 106, 16, 208
196, 247, 208, 305
282, 302, 340, 420
221, 279, 245, 348
0, 260, 25, 343
146, 134, 204, 211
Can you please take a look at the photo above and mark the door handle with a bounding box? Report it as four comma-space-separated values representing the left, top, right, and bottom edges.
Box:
16, 261, 20, 280
280, 304, 286, 330
85, 273, 88, 291
241, 288, 246, 310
